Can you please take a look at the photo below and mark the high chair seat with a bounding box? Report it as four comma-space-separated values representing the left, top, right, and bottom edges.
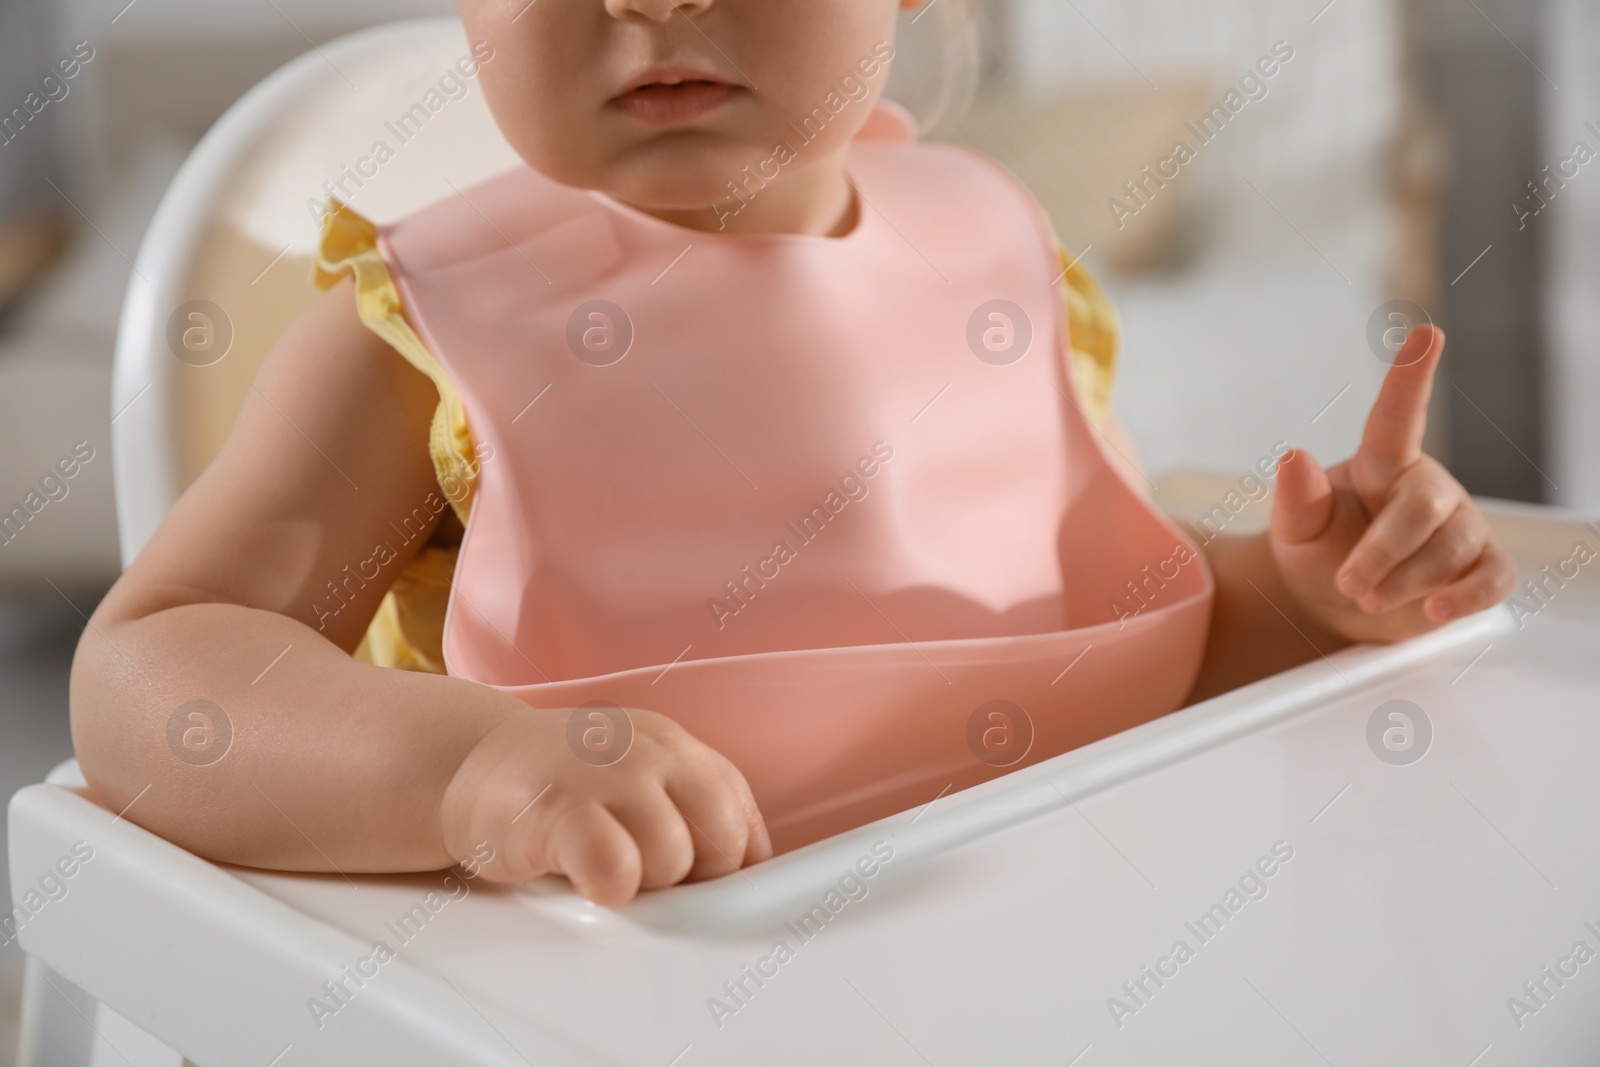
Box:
13, 17, 1600, 1067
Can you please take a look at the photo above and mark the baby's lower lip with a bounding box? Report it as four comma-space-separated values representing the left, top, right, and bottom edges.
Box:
613, 81, 738, 125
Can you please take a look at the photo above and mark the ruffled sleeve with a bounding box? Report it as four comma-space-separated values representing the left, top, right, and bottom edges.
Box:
314, 201, 473, 673
1056, 248, 1120, 431
314, 201, 481, 525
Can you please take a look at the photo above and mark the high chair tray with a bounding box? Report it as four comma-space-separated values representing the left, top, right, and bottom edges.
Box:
11, 502, 1600, 1066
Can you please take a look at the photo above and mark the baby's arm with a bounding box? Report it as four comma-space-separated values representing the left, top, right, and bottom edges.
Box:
1185, 532, 1352, 702
70, 282, 769, 904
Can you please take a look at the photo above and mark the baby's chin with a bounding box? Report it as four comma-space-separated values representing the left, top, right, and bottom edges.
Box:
528, 133, 783, 210
577, 160, 761, 215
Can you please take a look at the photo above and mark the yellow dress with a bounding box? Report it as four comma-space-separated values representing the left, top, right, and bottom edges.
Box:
313, 202, 1126, 674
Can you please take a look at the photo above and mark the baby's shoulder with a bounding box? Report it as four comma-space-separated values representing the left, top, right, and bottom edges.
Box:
274, 277, 429, 404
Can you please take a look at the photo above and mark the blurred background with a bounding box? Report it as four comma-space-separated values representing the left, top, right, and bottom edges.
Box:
0, 0, 1593, 1057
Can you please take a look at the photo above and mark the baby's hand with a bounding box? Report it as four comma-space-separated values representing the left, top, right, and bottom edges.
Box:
1269, 326, 1517, 644
441, 707, 771, 907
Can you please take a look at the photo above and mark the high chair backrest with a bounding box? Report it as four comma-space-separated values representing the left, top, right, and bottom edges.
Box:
111, 18, 519, 567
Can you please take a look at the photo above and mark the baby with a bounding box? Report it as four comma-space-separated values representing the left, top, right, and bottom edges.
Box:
71, 0, 1516, 908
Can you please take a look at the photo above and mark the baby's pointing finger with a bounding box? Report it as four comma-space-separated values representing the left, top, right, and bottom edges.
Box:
1354, 325, 1445, 494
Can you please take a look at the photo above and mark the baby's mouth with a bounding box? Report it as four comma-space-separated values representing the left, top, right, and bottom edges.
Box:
613, 79, 739, 126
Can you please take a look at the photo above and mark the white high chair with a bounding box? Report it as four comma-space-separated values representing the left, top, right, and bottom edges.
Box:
11, 18, 1600, 1067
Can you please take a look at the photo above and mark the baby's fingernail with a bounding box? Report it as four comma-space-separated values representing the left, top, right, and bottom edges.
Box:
1359, 594, 1385, 614
1338, 570, 1367, 597
1428, 597, 1455, 620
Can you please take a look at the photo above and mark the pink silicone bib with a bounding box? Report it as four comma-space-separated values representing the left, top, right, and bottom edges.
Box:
379, 105, 1214, 853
